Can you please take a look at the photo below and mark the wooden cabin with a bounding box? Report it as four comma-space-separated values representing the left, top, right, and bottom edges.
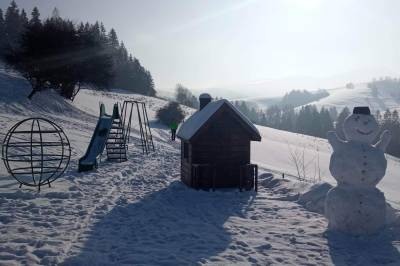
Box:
177, 94, 262, 191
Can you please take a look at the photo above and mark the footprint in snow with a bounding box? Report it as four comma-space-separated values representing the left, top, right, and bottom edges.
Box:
256, 243, 272, 251
236, 241, 249, 247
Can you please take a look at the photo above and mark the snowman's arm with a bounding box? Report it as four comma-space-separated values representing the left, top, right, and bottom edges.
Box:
327, 131, 345, 151
374, 130, 391, 152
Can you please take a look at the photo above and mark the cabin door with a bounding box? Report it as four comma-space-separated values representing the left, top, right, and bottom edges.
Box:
215, 143, 239, 187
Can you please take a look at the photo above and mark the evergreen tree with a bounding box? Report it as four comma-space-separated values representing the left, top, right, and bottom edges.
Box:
0, 9, 3, 29
84, 22, 90, 32
320, 107, 334, 137
20, 9, 28, 26
5, 0, 22, 50
100, 22, 107, 42
91, 21, 101, 40
311, 106, 322, 136
30, 7, 40, 26
77, 22, 85, 34
51, 7, 60, 19
0, 9, 5, 55
383, 109, 392, 122
118, 42, 128, 62
336, 107, 350, 139
379, 109, 400, 157
260, 113, 267, 126
392, 110, 399, 124
145, 70, 156, 96
265, 105, 281, 128
328, 106, 338, 121
108, 28, 119, 48
280, 106, 296, 131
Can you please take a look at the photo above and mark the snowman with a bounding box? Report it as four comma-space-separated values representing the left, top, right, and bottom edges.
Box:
326, 106, 391, 235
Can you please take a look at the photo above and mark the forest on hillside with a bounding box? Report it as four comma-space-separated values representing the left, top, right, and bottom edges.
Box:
254, 89, 329, 109
234, 101, 400, 158
233, 101, 336, 139
0, 1, 155, 100
280, 89, 329, 107
368, 77, 400, 101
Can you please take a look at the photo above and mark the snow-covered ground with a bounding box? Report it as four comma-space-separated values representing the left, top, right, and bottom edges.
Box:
251, 126, 400, 209
1, 70, 400, 265
300, 83, 400, 113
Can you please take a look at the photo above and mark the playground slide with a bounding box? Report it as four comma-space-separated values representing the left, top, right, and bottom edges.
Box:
78, 104, 113, 172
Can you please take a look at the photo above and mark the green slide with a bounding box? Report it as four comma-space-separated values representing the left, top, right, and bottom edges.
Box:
78, 103, 114, 172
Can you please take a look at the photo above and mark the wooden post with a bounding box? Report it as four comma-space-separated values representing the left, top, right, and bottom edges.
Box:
192, 165, 199, 190
239, 166, 243, 192
212, 165, 216, 192
255, 165, 258, 192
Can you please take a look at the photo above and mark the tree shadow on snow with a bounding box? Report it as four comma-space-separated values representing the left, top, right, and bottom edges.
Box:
326, 229, 400, 265
62, 181, 255, 265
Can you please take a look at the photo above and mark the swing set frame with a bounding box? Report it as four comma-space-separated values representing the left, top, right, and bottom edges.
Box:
120, 100, 155, 154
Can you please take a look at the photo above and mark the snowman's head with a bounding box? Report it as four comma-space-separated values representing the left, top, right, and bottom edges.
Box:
343, 107, 379, 143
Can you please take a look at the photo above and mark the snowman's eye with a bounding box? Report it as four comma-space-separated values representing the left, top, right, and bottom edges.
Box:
355, 116, 360, 121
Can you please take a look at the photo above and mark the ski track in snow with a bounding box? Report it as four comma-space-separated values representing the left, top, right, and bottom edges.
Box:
0, 71, 400, 265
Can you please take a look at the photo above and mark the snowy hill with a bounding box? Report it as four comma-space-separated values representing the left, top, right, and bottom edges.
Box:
251, 126, 400, 209
300, 83, 400, 113
1, 70, 400, 265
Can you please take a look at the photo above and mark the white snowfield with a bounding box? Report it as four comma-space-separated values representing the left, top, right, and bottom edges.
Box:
0, 70, 400, 265
301, 83, 400, 112
251, 126, 400, 209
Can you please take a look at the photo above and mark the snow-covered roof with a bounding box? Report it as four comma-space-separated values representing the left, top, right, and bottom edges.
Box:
177, 99, 261, 141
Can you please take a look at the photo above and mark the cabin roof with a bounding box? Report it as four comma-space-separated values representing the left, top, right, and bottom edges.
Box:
177, 99, 261, 141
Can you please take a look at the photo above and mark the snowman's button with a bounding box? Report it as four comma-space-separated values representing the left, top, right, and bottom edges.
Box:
361, 170, 366, 174
363, 162, 367, 166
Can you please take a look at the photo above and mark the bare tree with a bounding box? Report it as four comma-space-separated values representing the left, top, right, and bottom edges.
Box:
286, 140, 323, 183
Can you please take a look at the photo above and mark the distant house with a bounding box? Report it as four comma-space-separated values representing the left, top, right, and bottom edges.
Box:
177, 94, 262, 191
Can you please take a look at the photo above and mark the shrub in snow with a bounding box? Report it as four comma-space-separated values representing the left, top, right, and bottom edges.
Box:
326, 106, 391, 235
156, 101, 185, 126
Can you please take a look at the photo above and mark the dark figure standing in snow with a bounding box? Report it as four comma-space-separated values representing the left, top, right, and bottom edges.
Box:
170, 122, 178, 141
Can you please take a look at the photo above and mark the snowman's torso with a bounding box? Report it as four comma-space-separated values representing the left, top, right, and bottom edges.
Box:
330, 141, 387, 187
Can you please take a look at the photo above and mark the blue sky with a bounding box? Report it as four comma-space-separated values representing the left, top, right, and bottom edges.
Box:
1, 0, 400, 96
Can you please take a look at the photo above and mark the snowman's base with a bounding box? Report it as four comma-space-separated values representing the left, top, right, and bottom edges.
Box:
325, 185, 386, 235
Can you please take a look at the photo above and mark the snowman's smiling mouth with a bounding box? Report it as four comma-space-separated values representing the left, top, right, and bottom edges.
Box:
356, 129, 373, 135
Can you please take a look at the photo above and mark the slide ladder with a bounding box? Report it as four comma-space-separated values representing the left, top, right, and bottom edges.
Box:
78, 103, 127, 172
106, 104, 127, 162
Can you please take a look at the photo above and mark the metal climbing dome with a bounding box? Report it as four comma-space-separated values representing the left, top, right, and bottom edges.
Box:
1, 118, 71, 191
